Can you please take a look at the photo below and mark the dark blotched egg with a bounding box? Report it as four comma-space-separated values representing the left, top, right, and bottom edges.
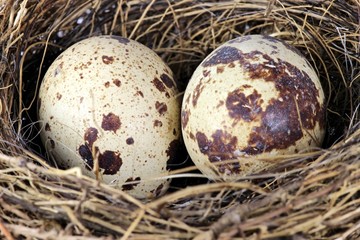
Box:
181, 35, 325, 180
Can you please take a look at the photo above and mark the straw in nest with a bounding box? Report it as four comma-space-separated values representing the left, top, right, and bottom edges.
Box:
0, 0, 359, 239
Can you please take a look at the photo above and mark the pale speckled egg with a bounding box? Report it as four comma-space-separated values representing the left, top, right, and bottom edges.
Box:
38, 35, 181, 199
181, 35, 326, 180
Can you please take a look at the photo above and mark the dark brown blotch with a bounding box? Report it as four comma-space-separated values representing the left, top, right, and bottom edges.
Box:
152, 77, 166, 92
226, 88, 263, 122
155, 101, 167, 115
78, 144, 95, 170
98, 150, 122, 175
101, 112, 121, 133
243, 99, 303, 155
196, 130, 240, 174
160, 73, 174, 88
84, 127, 98, 148
122, 177, 141, 191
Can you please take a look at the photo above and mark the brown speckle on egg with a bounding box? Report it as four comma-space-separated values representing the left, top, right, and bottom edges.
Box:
101, 113, 121, 133
135, 90, 144, 97
153, 120, 163, 127
181, 109, 190, 129
45, 123, 51, 131
49, 138, 55, 149
126, 137, 134, 145
102, 55, 114, 64
155, 101, 167, 115
56, 92, 62, 100
113, 78, 121, 87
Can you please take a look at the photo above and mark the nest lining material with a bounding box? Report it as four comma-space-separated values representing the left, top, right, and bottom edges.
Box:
0, 0, 359, 239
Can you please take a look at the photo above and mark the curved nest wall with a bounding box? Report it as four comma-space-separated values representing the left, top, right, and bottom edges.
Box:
0, 0, 359, 239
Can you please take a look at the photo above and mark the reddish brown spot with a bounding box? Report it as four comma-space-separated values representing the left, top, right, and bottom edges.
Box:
189, 132, 195, 140
126, 137, 134, 145
101, 113, 121, 133
160, 73, 174, 88
216, 100, 224, 108
202, 46, 243, 67
104, 81, 110, 88
217, 66, 225, 73
135, 90, 144, 97
80, 97, 84, 103
152, 77, 166, 92
226, 89, 263, 122
98, 150, 122, 175
45, 123, 51, 131
228, 62, 236, 68
155, 101, 167, 115
113, 78, 121, 87
196, 130, 239, 174
122, 177, 141, 191
203, 70, 210, 77
102, 55, 114, 64
154, 120, 163, 127
181, 109, 190, 129
56, 92, 62, 100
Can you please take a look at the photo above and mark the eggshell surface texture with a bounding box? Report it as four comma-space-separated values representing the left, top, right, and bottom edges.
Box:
181, 34, 325, 180
38, 35, 181, 199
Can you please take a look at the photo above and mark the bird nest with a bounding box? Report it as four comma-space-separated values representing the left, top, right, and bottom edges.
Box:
0, 0, 359, 239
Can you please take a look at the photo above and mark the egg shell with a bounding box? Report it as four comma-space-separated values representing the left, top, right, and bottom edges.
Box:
38, 35, 181, 199
181, 34, 326, 180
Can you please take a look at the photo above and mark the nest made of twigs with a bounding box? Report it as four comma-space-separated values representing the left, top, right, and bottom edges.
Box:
0, 0, 359, 239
